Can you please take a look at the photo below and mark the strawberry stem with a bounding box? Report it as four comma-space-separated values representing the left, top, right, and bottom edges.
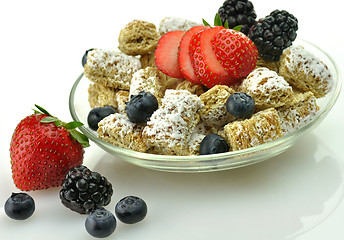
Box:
34, 104, 90, 148
33, 104, 52, 116
203, 13, 240, 31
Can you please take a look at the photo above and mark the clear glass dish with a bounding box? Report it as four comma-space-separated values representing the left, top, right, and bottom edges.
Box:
69, 39, 342, 172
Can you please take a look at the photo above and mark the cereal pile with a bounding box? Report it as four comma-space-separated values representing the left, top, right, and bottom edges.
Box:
83, 16, 333, 156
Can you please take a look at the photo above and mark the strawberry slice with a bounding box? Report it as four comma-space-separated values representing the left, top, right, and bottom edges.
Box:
155, 30, 185, 79
189, 26, 231, 88
178, 26, 208, 84
213, 28, 258, 79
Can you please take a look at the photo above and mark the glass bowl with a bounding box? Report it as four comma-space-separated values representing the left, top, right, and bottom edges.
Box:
69, 39, 342, 172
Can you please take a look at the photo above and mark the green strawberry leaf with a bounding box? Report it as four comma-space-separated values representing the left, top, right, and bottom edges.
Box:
202, 18, 211, 27
202, 14, 235, 30
233, 25, 242, 32
35, 104, 90, 148
40, 116, 59, 123
69, 129, 90, 148
214, 13, 223, 26
224, 20, 229, 29
34, 104, 52, 116
64, 121, 84, 130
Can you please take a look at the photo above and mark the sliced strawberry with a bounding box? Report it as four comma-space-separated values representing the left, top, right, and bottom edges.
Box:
212, 28, 258, 79
189, 26, 231, 88
178, 26, 208, 84
155, 30, 185, 79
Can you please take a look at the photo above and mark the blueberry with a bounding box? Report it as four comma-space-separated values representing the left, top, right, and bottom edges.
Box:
125, 91, 158, 123
115, 196, 147, 224
87, 106, 116, 131
85, 209, 117, 238
226, 92, 255, 119
199, 134, 230, 155
4, 193, 35, 220
82, 48, 94, 67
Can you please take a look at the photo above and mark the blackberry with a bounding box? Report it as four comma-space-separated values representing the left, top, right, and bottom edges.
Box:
248, 10, 298, 62
218, 0, 257, 35
59, 165, 113, 214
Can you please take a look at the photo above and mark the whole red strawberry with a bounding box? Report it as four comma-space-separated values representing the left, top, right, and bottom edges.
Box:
10, 105, 89, 191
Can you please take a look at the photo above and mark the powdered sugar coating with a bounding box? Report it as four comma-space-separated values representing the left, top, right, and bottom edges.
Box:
159, 17, 201, 35
279, 45, 333, 97
241, 67, 293, 108
87, 49, 141, 74
277, 92, 319, 134
129, 67, 164, 99
97, 113, 147, 152
85, 49, 141, 89
143, 89, 203, 155
287, 46, 332, 86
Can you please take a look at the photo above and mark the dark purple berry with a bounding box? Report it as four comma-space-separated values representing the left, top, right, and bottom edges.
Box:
85, 209, 117, 238
199, 134, 230, 155
82, 48, 94, 67
115, 196, 147, 224
218, 0, 257, 35
87, 106, 116, 131
125, 91, 158, 123
226, 92, 255, 119
5, 193, 35, 220
248, 10, 298, 61
60, 165, 113, 214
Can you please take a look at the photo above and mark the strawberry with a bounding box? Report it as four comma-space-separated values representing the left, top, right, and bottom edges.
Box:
212, 28, 258, 79
10, 105, 89, 191
178, 25, 208, 84
154, 30, 185, 79
189, 26, 231, 88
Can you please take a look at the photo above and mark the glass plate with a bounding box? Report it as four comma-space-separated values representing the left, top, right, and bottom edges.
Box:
69, 39, 342, 172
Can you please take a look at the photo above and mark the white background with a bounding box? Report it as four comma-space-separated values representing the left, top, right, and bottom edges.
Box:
0, 0, 343, 239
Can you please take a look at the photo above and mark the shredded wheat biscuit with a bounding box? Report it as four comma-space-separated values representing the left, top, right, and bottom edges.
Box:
277, 91, 319, 134
140, 51, 182, 91
279, 45, 333, 98
115, 90, 129, 114
97, 113, 148, 152
173, 79, 205, 96
185, 133, 206, 155
220, 108, 283, 151
159, 17, 201, 35
142, 89, 203, 155
84, 49, 141, 90
88, 83, 117, 108
241, 67, 294, 108
129, 67, 165, 100
255, 56, 280, 72
118, 20, 160, 56
199, 85, 236, 128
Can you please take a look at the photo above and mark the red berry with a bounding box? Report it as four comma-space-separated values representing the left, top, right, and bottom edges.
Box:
154, 30, 185, 79
212, 28, 258, 79
189, 26, 231, 88
178, 25, 208, 84
9, 106, 88, 191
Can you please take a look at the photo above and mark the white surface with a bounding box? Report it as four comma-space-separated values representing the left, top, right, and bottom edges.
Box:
0, 0, 343, 239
